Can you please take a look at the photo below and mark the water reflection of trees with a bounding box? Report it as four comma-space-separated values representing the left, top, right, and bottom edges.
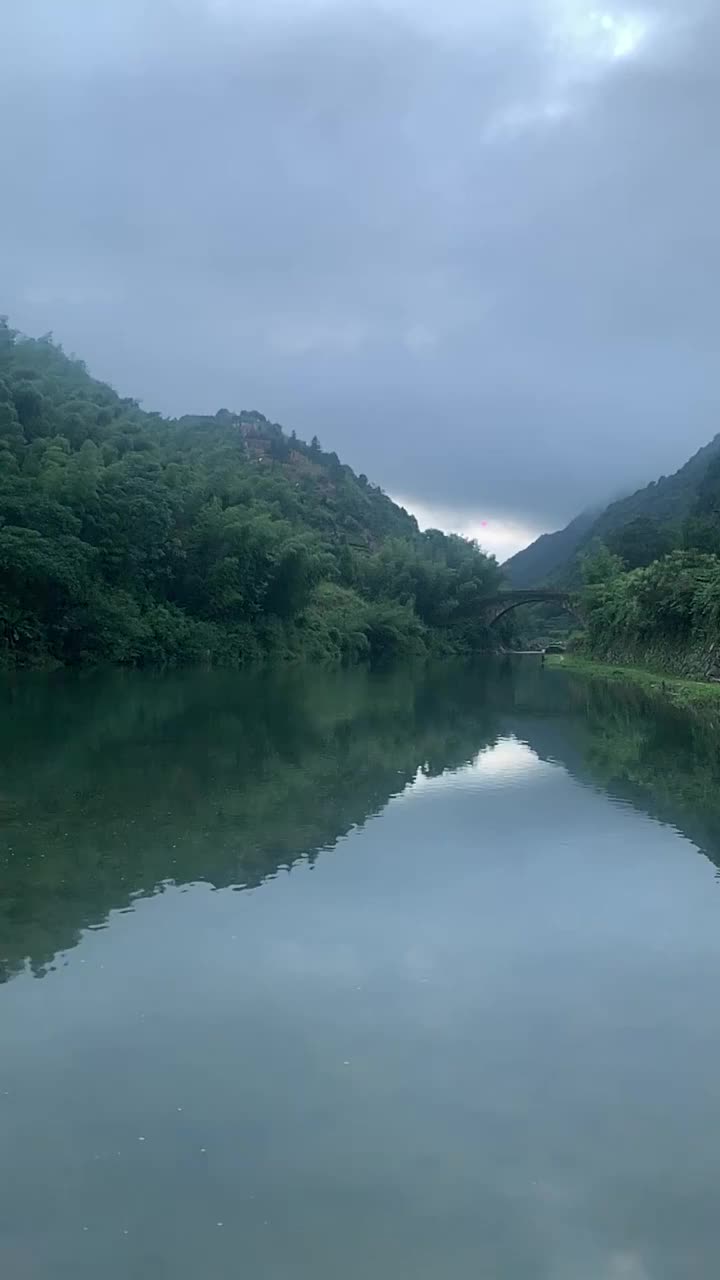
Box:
505, 662, 720, 874
3, 659, 720, 984
0, 664, 500, 982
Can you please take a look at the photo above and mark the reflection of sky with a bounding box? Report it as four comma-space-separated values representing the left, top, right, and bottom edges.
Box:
2, 732, 720, 1278
397, 735, 551, 800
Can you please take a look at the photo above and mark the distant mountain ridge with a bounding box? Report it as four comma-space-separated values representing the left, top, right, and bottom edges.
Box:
503, 434, 720, 586
501, 508, 599, 587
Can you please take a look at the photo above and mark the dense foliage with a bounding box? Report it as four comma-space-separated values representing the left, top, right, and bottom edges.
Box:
605, 515, 678, 570
577, 544, 720, 678
573, 448, 720, 676
0, 321, 503, 667
683, 453, 720, 557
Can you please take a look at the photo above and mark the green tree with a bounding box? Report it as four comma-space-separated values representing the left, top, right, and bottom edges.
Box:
0, 319, 505, 669
607, 516, 677, 569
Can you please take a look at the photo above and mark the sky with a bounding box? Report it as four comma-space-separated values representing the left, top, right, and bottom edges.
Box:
2, 0, 719, 560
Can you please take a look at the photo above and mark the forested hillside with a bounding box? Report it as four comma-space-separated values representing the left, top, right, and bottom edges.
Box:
572, 453, 720, 678
504, 435, 720, 586
504, 426, 720, 674
503, 508, 598, 587
0, 320, 503, 667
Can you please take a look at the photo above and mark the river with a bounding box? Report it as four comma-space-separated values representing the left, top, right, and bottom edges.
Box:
2, 659, 720, 1279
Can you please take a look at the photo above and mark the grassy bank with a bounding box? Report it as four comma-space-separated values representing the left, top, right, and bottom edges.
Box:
545, 653, 720, 717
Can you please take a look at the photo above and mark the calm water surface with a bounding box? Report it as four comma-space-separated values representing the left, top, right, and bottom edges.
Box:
2, 660, 720, 1279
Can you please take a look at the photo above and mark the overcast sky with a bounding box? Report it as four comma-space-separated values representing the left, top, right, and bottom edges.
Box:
2, 0, 719, 558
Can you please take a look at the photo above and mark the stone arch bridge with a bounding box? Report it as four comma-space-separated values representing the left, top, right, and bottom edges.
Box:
481, 589, 578, 627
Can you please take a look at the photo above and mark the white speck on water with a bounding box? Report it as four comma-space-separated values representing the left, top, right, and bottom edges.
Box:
82, 1227, 88, 1232
200, 1148, 207, 1153
217, 1222, 223, 1228
138, 1136, 145, 1142
343, 1061, 350, 1066
177, 1106, 183, 1112
122, 1229, 129, 1235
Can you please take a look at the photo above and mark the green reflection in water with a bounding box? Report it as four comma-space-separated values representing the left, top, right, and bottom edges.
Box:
1, 663, 501, 981
3, 659, 720, 1279
2, 658, 720, 984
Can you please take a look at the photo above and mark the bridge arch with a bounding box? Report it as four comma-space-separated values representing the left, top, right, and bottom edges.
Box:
482, 590, 580, 627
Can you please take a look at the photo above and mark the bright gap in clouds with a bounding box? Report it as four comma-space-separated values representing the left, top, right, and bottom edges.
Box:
393, 496, 544, 563
603, 13, 648, 58
554, 2, 652, 63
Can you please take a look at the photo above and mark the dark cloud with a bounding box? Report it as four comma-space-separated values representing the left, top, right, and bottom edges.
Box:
2, 0, 718, 541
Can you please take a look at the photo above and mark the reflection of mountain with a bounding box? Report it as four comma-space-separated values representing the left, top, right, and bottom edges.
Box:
3, 659, 720, 984
0, 665, 501, 982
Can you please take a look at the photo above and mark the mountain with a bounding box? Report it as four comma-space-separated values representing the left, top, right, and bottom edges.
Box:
0, 318, 503, 668
503, 434, 720, 586
587, 435, 720, 545
502, 508, 599, 587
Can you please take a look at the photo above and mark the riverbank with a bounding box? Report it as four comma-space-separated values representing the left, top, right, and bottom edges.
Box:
545, 653, 720, 717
